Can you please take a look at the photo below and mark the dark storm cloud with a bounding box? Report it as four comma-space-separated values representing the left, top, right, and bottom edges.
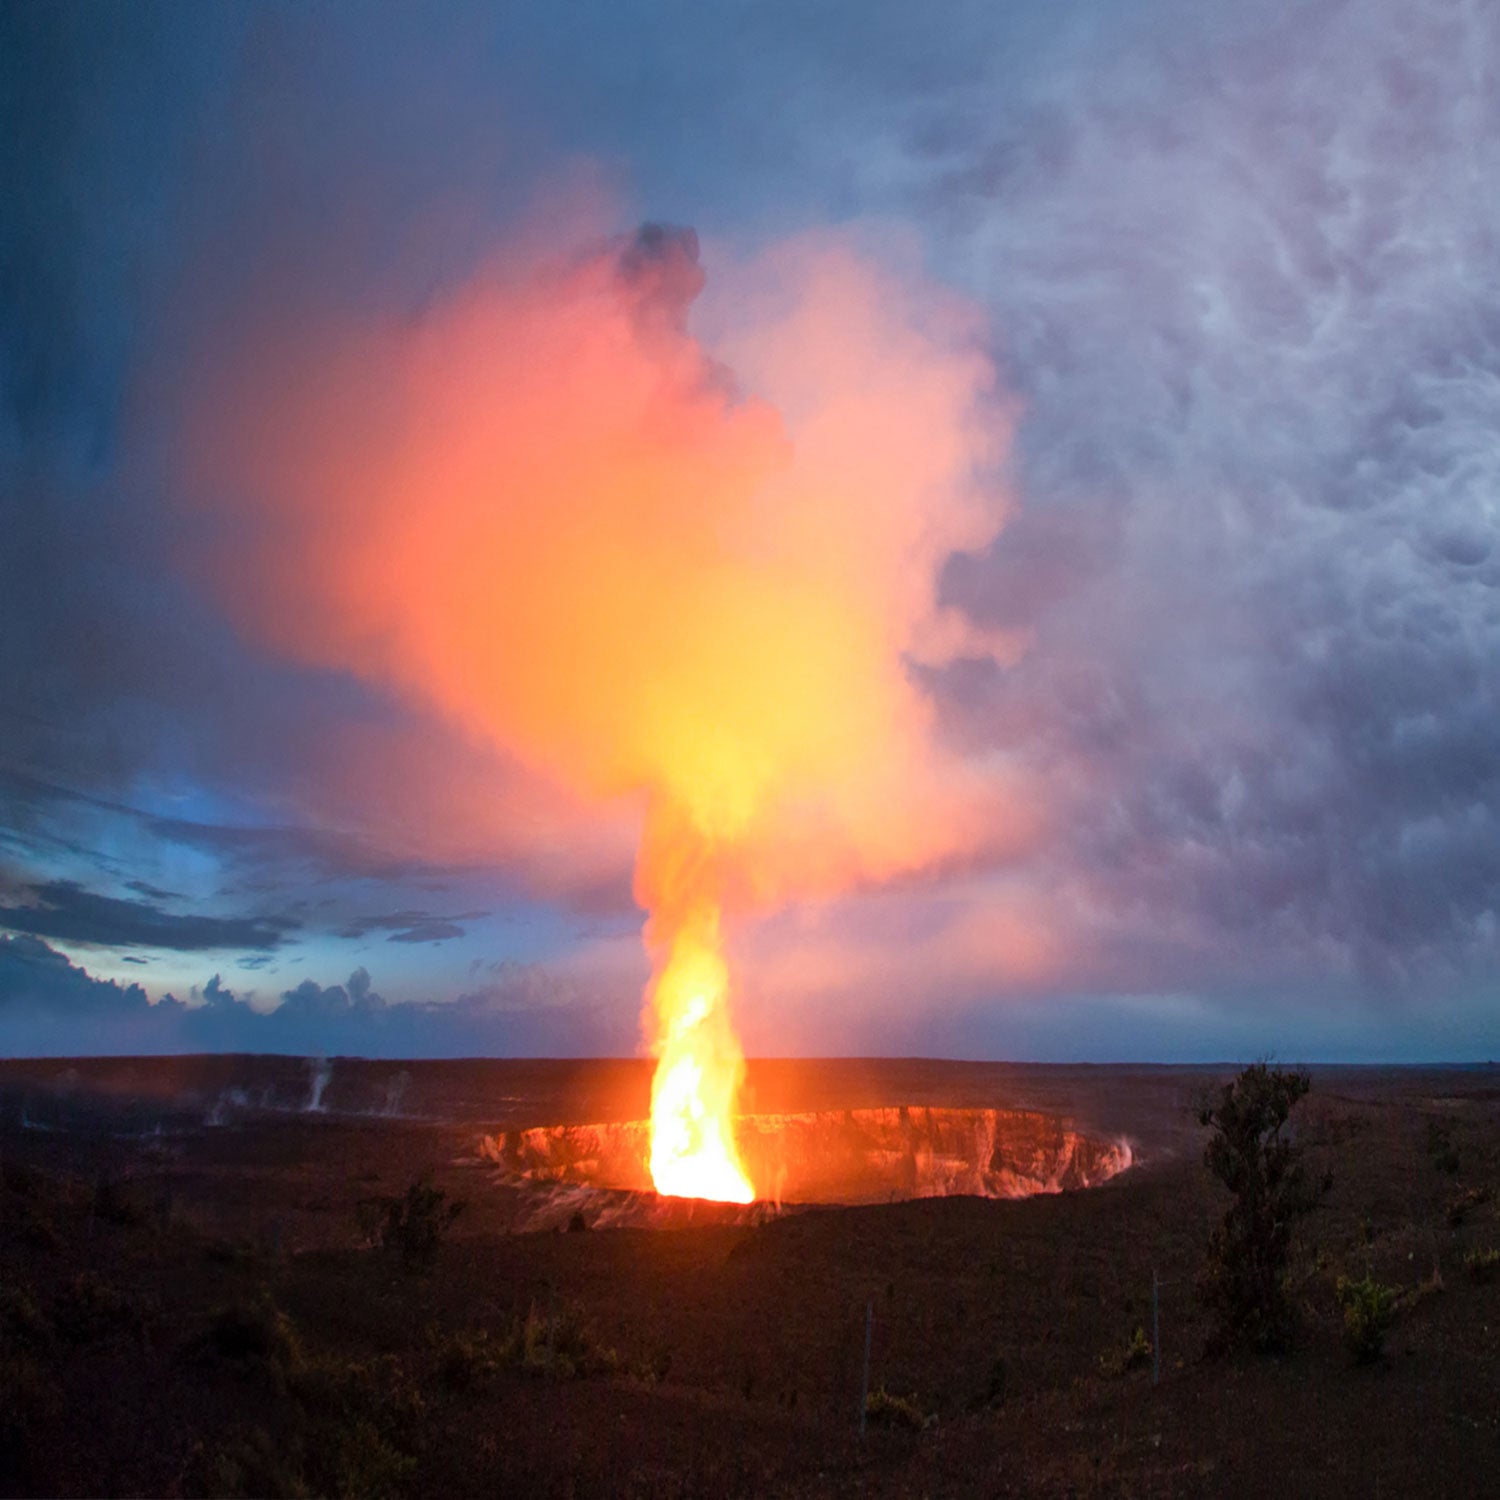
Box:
907, 0, 1500, 990
0, 878, 297, 952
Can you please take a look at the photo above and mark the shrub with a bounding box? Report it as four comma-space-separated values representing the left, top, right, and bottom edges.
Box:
1102, 1324, 1152, 1377
1197, 1062, 1330, 1353
431, 1328, 500, 1392
377, 1181, 464, 1273
1336, 1275, 1397, 1363
500, 1301, 618, 1380
1463, 1248, 1500, 1284
865, 1386, 934, 1431
1426, 1121, 1460, 1175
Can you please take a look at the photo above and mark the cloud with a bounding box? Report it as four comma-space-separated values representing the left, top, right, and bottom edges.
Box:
0, 878, 296, 952
338, 910, 488, 944
0, 937, 622, 1059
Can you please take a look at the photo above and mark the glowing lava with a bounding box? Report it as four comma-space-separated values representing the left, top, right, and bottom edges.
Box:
638, 807, 754, 1202
645, 901, 753, 1201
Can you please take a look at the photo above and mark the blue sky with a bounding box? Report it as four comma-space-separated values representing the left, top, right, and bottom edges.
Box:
1, 0, 1497, 1060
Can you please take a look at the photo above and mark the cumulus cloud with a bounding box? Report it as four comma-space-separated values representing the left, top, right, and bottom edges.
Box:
0, 937, 615, 1059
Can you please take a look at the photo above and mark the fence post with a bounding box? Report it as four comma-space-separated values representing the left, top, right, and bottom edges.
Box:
858, 1300, 873, 1438
1152, 1268, 1160, 1387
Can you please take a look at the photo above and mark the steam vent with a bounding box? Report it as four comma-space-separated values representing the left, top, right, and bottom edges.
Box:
482, 1107, 1133, 1228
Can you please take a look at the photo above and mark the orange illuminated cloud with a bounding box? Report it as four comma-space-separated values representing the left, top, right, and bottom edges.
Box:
179, 215, 1029, 909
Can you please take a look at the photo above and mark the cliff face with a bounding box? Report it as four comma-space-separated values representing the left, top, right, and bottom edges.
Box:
481, 1107, 1133, 1206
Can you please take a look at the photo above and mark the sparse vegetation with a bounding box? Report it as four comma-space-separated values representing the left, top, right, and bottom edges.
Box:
1098, 1325, 1152, 1377
1197, 1062, 1330, 1352
500, 1301, 619, 1380
430, 1327, 500, 1392
1426, 1120, 1461, 1175
865, 1386, 933, 1431
375, 1180, 465, 1273
1336, 1275, 1398, 1364
1463, 1247, 1500, 1284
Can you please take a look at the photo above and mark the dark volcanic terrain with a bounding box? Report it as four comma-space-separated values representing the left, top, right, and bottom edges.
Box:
1, 1057, 1498, 1496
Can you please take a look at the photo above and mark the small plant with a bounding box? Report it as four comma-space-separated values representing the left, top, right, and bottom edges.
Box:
1463, 1247, 1500, 1284
865, 1386, 934, 1431
1336, 1275, 1398, 1364
1426, 1120, 1460, 1175
1098, 1325, 1152, 1377
431, 1327, 499, 1392
377, 1180, 465, 1273
500, 1301, 618, 1380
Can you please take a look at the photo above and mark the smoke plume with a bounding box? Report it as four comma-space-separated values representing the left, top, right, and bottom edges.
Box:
179, 218, 1026, 915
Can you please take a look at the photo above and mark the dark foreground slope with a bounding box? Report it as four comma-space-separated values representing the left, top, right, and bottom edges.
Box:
1, 1060, 1498, 1497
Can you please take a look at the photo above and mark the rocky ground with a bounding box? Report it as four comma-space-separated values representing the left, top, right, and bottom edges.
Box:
1, 1059, 1498, 1496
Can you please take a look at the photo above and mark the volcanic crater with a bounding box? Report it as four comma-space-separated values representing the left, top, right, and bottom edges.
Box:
482, 1105, 1133, 1228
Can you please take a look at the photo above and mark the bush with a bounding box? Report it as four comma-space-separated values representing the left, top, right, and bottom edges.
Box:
1099, 1325, 1152, 1377
376, 1181, 464, 1273
865, 1386, 934, 1431
500, 1302, 618, 1380
1463, 1248, 1500, 1284
430, 1328, 499, 1393
1426, 1120, 1460, 1175
188, 1317, 422, 1498
1197, 1062, 1330, 1353
1336, 1275, 1398, 1364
